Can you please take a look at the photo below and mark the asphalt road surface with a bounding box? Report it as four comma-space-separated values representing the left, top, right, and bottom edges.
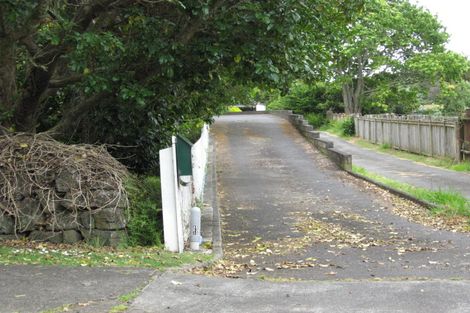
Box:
319, 131, 470, 199
129, 114, 470, 313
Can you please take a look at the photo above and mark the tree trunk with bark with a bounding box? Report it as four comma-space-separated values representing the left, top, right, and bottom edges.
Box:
14, 66, 54, 132
342, 56, 365, 114
342, 80, 363, 114
0, 38, 17, 121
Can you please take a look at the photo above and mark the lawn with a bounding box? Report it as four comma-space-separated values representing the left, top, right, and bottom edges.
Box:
0, 240, 211, 268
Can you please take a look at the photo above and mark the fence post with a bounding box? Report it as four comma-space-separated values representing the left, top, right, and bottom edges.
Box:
457, 119, 462, 161
374, 117, 378, 144
381, 119, 384, 144
407, 121, 411, 152
418, 119, 421, 154
160, 137, 184, 253
397, 121, 401, 150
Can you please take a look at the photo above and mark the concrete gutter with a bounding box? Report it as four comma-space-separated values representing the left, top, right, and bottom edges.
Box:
274, 110, 439, 211
201, 133, 223, 260
346, 169, 439, 211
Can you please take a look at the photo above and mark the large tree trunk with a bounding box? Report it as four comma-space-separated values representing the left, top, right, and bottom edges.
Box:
342, 79, 363, 114
353, 60, 364, 114
0, 38, 17, 123
342, 69, 365, 114
14, 66, 53, 132
46, 92, 109, 139
342, 83, 354, 114
341, 53, 366, 114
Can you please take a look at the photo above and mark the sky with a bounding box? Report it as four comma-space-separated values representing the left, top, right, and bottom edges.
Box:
411, 0, 470, 57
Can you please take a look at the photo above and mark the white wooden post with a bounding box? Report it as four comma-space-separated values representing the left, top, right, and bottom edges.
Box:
159, 137, 184, 253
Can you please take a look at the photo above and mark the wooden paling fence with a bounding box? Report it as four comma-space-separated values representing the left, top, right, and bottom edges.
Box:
354, 114, 460, 160
327, 112, 360, 121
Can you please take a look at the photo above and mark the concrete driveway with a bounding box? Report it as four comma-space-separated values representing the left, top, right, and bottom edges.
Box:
0, 265, 154, 313
319, 131, 470, 199
128, 114, 470, 313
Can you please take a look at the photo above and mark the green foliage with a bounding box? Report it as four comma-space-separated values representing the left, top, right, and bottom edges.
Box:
352, 166, 470, 218
3, 0, 467, 166
414, 104, 443, 115
380, 143, 392, 150
406, 51, 470, 83
267, 81, 342, 114
227, 106, 242, 113
320, 119, 354, 138
437, 81, 470, 115
361, 75, 421, 114
450, 162, 470, 172
341, 117, 355, 136
109, 305, 128, 313
330, 0, 450, 113
2, 0, 366, 173
118, 289, 142, 303
267, 96, 290, 110
126, 176, 163, 247
0, 244, 210, 268
179, 119, 205, 144
305, 113, 327, 129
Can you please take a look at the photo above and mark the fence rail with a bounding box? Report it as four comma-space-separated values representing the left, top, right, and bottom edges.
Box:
354, 114, 460, 160
327, 112, 359, 121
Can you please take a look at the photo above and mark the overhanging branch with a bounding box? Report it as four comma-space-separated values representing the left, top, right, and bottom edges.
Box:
49, 74, 84, 88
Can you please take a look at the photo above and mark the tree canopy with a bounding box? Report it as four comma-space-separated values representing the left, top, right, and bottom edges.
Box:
329, 0, 452, 113
267, 0, 470, 117
0, 0, 364, 171
1, 0, 469, 172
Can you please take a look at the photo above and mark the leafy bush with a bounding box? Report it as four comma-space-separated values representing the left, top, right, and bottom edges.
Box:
438, 81, 470, 115
179, 119, 205, 143
361, 76, 420, 115
305, 113, 327, 129
267, 81, 342, 114
340, 117, 355, 136
267, 96, 289, 110
320, 118, 355, 138
413, 104, 443, 115
126, 176, 163, 247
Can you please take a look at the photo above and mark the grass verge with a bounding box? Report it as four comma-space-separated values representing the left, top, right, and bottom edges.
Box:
0, 240, 211, 268
352, 165, 470, 218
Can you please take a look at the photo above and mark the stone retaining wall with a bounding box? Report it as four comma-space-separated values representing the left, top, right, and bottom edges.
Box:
0, 179, 128, 246
0, 137, 129, 246
287, 113, 352, 171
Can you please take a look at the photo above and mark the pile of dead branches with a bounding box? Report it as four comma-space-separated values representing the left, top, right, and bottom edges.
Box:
0, 133, 129, 233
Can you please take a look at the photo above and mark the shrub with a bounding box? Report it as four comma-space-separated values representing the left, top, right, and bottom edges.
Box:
305, 113, 327, 129
340, 117, 355, 136
126, 176, 163, 247
179, 119, 204, 143
266, 81, 342, 114
319, 118, 355, 138
267, 96, 289, 110
438, 81, 470, 115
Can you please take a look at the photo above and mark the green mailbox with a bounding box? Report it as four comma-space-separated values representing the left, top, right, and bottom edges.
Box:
175, 135, 193, 177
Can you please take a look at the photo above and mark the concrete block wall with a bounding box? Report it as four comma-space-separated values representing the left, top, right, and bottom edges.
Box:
286, 113, 352, 171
